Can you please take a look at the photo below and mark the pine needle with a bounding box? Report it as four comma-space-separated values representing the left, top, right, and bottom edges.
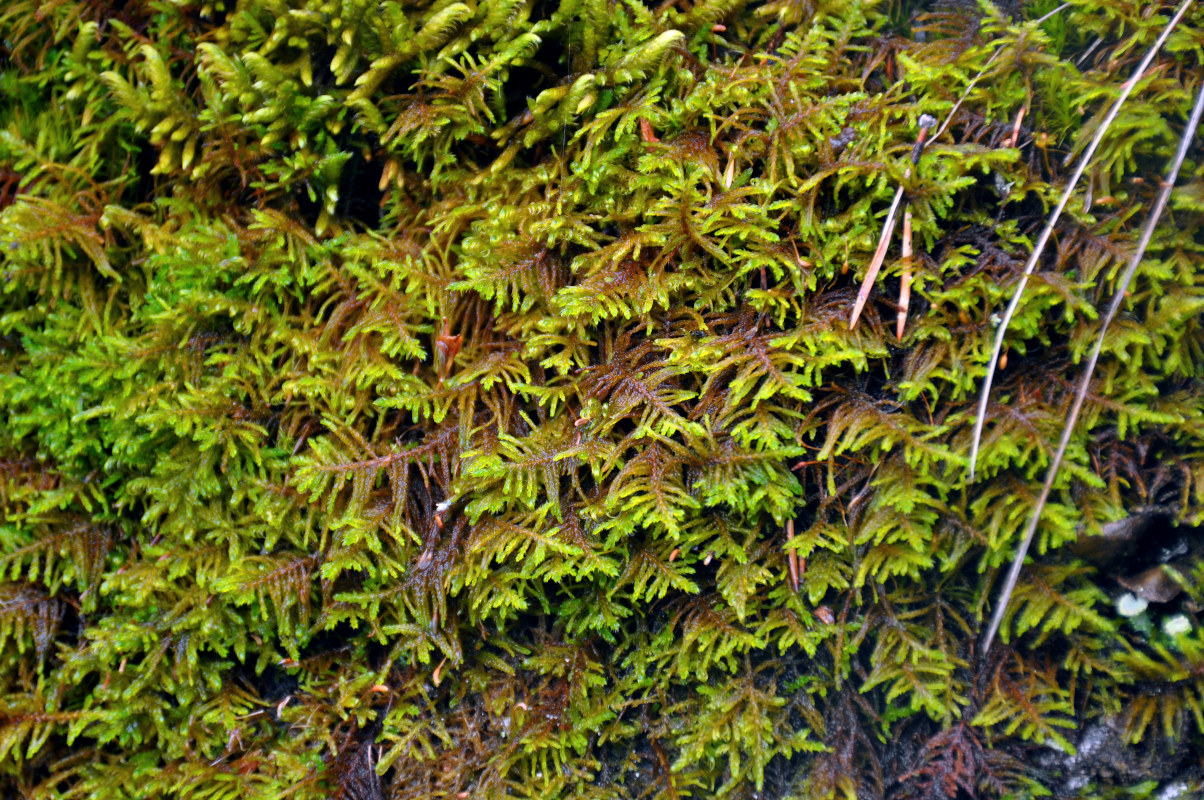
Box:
897, 207, 913, 342
980, 72, 1204, 657
967, 0, 1195, 482
848, 184, 906, 330
785, 518, 799, 592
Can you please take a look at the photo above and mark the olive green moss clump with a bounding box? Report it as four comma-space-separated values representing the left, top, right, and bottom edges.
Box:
2, 0, 1204, 797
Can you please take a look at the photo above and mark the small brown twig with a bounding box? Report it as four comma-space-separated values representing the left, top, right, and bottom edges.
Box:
1006, 106, 1026, 149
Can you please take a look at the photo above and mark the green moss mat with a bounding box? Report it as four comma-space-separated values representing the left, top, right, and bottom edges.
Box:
2, 0, 1203, 796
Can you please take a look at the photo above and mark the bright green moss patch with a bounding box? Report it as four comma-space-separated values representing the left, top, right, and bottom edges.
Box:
2, 0, 1204, 797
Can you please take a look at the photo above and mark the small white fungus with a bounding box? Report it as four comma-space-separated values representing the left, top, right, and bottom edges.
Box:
1162, 614, 1192, 637
1116, 592, 1148, 617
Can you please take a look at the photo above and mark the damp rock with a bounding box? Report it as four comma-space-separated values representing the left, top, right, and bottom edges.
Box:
1070, 506, 1174, 567
1039, 718, 1192, 796
1118, 565, 1184, 604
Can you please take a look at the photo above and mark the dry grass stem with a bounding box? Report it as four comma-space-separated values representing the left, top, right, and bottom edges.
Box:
980, 74, 1204, 656
967, 0, 1194, 481
849, 185, 906, 329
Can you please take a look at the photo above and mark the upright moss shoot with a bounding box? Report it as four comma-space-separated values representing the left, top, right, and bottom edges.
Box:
2, 0, 1204, 797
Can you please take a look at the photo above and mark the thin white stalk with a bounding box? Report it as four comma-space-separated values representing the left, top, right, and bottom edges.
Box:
967, 0, 1194, 481
981, 75, 1204, 656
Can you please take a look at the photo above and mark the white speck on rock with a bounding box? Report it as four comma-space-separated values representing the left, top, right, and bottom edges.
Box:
1158, 780, 1191, 800
1078, 725, 1108, 758
1066, 775, 1089, 794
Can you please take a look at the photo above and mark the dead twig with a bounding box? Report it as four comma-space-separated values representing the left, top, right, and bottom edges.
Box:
848, 185, 907, 330
1006, 106, 1026, 149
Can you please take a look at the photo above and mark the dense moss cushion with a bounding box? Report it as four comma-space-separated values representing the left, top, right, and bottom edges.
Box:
2, 0, 1204, 797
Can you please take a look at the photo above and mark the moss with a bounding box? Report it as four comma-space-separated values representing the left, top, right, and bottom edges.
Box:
2, 0, 1204, 797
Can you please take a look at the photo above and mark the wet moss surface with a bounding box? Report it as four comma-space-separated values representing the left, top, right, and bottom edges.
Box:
2, 0, 1204, 797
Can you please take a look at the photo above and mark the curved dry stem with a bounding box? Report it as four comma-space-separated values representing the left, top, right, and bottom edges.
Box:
980, 73, 1204, 657
967, 0, 1194, 482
